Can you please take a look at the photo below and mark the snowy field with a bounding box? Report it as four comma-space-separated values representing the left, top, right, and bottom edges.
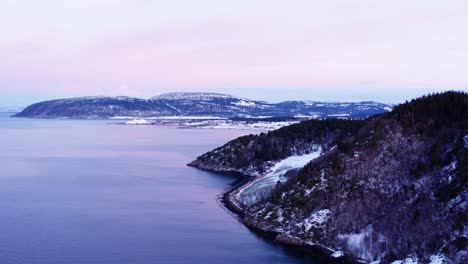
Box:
237, 147, 322, 207
117, 117, 300, 131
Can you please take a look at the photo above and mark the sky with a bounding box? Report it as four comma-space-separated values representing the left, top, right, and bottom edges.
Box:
1, 0, 467, 106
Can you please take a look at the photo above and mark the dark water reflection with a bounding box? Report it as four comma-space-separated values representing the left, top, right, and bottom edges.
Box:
0, 113, 323, 264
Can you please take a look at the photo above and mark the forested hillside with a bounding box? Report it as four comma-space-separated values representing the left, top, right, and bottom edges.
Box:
191, 91, 468, 263
189, 118, 366, 176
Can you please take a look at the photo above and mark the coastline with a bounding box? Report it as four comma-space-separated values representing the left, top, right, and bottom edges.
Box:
192, 165, 359, 264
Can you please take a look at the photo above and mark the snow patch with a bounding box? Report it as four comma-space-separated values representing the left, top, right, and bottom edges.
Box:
151, 92, 238, 101
390, 256, 418, 264
152, 116, 227, 120
327, 113, 350, 117
331, 251, 344, 258
238, 147, 322, 206
188, 121, 298, 131
299, 209, 330, 232
112, 116, 227, 120
337, 225, 375, 261
429, 253, 449, 264
294, 114, 319, 119
384, 106, 393, 111
232, 100, 256, 107
125, 119, 149, 125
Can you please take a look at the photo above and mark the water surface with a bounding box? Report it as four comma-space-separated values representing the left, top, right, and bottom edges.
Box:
0, 113, 321, 264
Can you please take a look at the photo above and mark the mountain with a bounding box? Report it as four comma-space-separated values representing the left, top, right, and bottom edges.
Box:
189, 91, 468, 263
13, 92, 392, 119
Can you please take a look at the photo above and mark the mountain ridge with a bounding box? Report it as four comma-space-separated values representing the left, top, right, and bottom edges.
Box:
13, 92, 392, 119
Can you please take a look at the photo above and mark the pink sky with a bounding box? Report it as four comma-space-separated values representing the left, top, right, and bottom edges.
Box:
1, 0, 467, 105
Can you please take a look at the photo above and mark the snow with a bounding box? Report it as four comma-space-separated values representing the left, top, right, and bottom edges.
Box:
357, 106, 371, 110
164, 103, 183, 113
294, 114, 318, 119
384, 106, 393, 111
236, 115, 273, 119
153, 116, 227, 120
111, 116, 227, 120
464, 134, 468, 148
429, 254, 448, 264
151, 92, 238, 101
125, 119, 150, 125
203, 121, 297, 131
331, 251, 344, 258
442, 161, 457, 183
327, 113, 350, 117
238, 147, 322, 206
112, 119, 298, 131
337, 225, 374, 261
63, 96, 107, 101
299, 209, 330, 232
110, 116, 138, 120
390, 256, 418, 264
232, 100, 256, 107
62, 96, 139, 102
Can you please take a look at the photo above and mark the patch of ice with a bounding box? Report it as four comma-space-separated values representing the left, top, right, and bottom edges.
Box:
464, 135, 468, 148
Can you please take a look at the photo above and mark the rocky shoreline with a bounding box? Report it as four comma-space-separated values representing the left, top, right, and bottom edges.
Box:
197, 167, 358, 264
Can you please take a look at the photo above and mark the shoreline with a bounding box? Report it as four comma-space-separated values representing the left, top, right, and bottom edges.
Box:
209, 171, 359, 264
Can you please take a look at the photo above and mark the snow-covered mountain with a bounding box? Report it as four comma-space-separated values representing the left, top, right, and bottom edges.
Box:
13, 92, 392, 119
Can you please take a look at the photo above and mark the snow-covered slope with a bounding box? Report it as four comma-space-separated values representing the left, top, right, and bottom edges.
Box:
150, 92, 239, 101
238, 147, 322, 207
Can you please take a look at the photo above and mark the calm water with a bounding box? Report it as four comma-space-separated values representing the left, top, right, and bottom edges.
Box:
0, 113, 324, 264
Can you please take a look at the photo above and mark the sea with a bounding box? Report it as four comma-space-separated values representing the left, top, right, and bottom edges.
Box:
0, 112, 324, 264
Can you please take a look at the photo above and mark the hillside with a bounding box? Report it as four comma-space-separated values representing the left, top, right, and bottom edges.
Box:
190, 91, 468, 263
13, 92, 391, 119
189, 118, 366, 176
